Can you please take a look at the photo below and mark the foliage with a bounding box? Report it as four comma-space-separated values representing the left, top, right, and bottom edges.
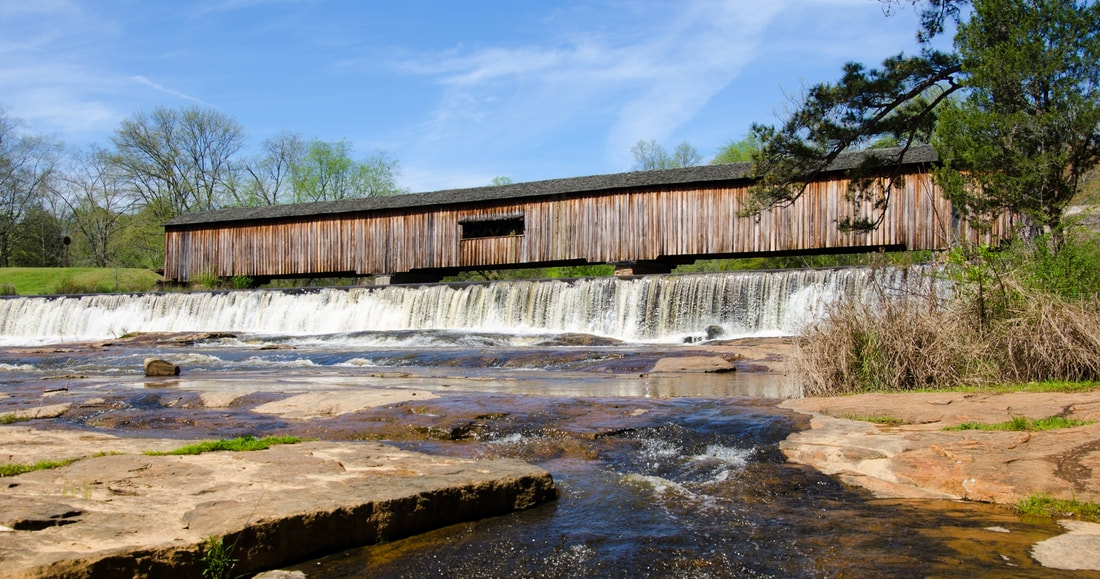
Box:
0, 458, 75, 478
1018, 494, 1100, 522
145, 435, 302, 456
291, 139, 407, 202
0, 109, 63, 267
0, 267, 161, 295
630, 139, 702, 170
0, 282, 16, 295
200, 535, 237, 579
944, 415, 1093, 431
934, 0, 1100, 234
490, 176, 513, 186
711, 134, 761, 164
11, 204, 66, 267
747, 0, 1100, 237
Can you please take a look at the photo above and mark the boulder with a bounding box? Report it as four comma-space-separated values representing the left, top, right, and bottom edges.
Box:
143, 358, 180, 377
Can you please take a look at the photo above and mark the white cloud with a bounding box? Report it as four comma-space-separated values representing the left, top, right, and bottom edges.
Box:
131, 76, 207, 105
395, 0, 789, 169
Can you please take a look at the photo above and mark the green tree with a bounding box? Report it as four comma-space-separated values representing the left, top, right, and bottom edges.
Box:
11, 204, 65, 266
746, 0, 1100, 237
0, 109, 61, 266
630, 139, 702, 170
711, 134, 761, 164
490, 176, 513, 186
292, 139, 406, 202
934, 0, 1100, 236
111, 106, 245, 220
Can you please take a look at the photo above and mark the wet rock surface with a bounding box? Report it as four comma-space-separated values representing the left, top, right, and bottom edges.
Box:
2, 336, 1099, 575
0, 432, 555, 578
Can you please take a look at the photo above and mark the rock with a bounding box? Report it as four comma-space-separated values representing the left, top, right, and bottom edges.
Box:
143, 358, 180, 377
1031, 520, 1100, 571
779, 391, 1100, 504
651, 356, 736, 374
0, 439, 555, 578
704, 325, 725, 340
254, 571, 307, 579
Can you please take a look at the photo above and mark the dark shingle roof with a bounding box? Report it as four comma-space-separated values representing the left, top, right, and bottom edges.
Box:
165, 145, 937, 227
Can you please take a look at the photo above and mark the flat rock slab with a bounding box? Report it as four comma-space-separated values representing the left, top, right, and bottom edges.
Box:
779, 391, 1100, 503
780, 391, 1100, 571
650, 356, 735, 373
0, 430, 555, 578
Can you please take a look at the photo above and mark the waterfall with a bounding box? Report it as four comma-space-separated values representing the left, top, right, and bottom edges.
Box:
0, 268, 928, 345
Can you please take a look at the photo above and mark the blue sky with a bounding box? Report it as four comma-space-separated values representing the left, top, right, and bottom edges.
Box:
2, 0, 941, 193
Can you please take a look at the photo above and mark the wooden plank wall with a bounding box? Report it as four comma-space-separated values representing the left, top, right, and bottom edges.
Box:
163, 169, 1014, 282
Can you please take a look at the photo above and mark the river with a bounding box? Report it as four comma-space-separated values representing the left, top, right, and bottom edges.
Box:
0, 268, 1079, 577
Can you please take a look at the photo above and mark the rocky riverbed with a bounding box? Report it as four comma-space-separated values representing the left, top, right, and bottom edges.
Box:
2, 335, 1099, 575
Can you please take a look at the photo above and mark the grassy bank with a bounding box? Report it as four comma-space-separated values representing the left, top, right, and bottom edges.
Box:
0, 267, 162, 296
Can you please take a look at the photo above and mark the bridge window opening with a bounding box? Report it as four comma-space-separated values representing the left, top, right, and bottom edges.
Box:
461, 216, 525, 239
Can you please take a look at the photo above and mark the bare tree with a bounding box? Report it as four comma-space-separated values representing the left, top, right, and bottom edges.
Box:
57, 145, 139, 267
111, 106, 245, 220
231, 131, 305, 206
631, 139, 701, 170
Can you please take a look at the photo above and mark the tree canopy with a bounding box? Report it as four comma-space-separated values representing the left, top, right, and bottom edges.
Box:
747, 0, 1100, 236
630, 139, 702, 170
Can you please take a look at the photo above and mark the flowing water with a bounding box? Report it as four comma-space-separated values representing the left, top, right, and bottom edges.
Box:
0, 268, 1081, 577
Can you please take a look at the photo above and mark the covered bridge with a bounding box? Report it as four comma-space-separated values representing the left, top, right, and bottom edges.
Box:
163, 146, 1014, 284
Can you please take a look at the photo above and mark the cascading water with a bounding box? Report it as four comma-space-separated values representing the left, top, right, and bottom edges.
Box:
0, 267, 930, 346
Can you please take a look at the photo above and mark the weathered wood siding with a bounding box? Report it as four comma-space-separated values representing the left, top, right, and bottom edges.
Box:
163, 168, 1013, 282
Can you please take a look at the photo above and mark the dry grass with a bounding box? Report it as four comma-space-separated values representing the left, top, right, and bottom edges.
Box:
793, 273, 1100, 396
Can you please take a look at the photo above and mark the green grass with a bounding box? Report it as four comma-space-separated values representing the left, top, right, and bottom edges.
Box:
144, 435, 302, 456
0, 267, 162, 295
1018, 494, 1100, 522
944, 415, 1094, 432
0, 413, 31, 425
0, 458, 76, 477
942, 381, 1100, 394
841, 412, 907, 426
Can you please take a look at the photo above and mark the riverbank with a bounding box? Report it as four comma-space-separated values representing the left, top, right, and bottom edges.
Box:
779, 390, 1100, 571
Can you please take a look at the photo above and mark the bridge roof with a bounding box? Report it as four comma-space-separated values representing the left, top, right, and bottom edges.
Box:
166, 145, 937, 227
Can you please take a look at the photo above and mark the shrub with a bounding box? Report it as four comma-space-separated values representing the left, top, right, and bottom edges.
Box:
792, 230, 1100, 395
0, 283, 16, 296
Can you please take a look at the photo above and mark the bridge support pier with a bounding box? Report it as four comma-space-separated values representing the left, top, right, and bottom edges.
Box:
613, 261, 674, 277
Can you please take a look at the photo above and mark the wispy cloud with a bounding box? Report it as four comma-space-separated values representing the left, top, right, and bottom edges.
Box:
393, 0, 788, 168
131, 76, 207, 105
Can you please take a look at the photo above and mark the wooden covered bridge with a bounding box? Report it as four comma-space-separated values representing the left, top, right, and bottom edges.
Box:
163, 146, 1014, 285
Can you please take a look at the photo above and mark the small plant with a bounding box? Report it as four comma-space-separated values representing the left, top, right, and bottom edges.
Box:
0, 413, 30, 425
1018, 495, 1100, 522
200, 535, 237, 579
145, 435, 302, 456
0, 458, 76, 477
944, 416, 1093, 432
229, 275, 254, 289
191, 270, 220, 290
0, 282, 16, 296
841, 413, 907, 426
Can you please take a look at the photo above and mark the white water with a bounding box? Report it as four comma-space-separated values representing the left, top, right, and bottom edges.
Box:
0, 268, 926, 346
